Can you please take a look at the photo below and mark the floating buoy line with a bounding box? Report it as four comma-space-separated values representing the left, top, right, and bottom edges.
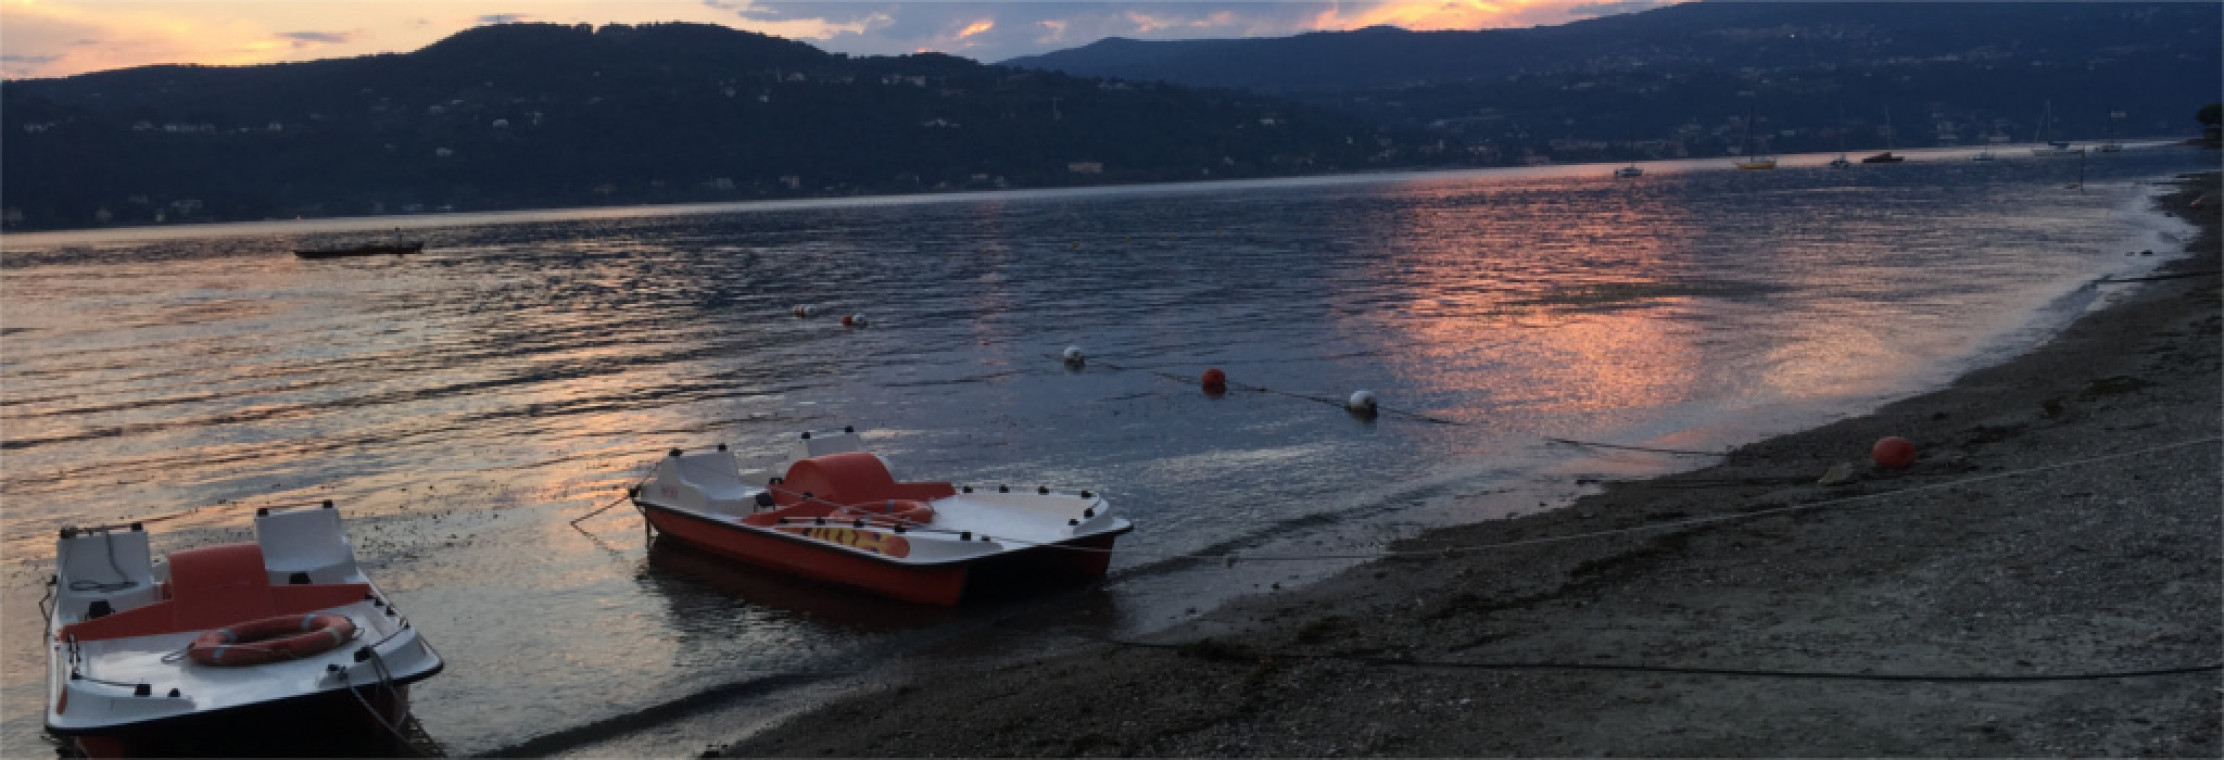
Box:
1049, 348, 1726, 455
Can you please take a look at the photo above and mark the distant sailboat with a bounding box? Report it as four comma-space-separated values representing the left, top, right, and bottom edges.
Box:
1614, 164, 1643, 178
2031, 101, 2080, 157
1829, 106, 1853, 169
1734, 105, 1777, 170
1861, 106, 1905, 164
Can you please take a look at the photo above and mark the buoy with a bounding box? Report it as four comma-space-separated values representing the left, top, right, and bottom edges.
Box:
792, 304, 815, 318
842, 314, 868, 327
1062, 346, 1085, 365
1346, 390, 1378, 415
1201, 369, 1227, 394
1871, 436, 1916, 469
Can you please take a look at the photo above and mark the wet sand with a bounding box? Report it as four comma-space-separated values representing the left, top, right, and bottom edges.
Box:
720, 172, 2221, 757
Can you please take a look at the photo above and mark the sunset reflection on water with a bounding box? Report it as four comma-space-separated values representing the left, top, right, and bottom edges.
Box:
1348, 181, 1708, 426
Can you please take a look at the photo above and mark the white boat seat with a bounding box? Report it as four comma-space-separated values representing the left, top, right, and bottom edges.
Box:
255, 506, 358, 585
53, 528, 162, 621
660, 453, 754, 515
789, 431, 865, 461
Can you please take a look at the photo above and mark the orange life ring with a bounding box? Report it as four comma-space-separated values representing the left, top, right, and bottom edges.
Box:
833, 499, 935, 526
186, 613, 357, 666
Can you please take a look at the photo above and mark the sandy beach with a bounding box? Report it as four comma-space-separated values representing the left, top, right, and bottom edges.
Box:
713, 169, 2221, 758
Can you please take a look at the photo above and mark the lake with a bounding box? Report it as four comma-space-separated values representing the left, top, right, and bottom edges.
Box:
1, 147, 2205, 756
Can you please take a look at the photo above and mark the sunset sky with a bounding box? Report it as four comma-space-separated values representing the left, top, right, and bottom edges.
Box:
1, 0, 1674, 80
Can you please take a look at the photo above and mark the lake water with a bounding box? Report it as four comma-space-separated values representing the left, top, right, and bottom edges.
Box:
1, 147, 2205, 756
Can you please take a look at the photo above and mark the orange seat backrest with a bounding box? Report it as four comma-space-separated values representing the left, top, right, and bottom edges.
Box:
166, 543, 278, 630
59, 541, 372, 642
776, 452, 955, 507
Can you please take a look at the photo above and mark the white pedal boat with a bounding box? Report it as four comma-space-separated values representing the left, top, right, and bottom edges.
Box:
44, 502, 442, 758
632, 429, 1134, 605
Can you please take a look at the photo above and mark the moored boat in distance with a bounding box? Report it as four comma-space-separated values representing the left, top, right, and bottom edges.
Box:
294, 242, 423, 259
1733, 104, 1775, 170
46, 502, 442, 758
1860, 152, 1905, 164
1614, 165, 1643, 178
631, 428, 1134, 605
2029, 101, 2081, 156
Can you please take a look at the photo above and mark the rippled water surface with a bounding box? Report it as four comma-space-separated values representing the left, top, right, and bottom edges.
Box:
1, 150, 2204, 755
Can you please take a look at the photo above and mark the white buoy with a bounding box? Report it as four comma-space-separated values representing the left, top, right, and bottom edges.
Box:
1346, 390, 1378, 414
845, 313, 869, 327
792, 304, 815, 317
1062, 346, 1085, 365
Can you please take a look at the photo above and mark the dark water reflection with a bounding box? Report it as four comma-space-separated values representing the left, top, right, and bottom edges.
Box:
1, 151, 2205, 755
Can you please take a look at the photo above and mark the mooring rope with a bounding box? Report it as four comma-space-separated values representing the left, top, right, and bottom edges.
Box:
1069, 352, 1727, 456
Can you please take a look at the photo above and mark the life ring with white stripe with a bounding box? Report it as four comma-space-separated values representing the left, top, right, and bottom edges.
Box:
186, 613, 357, 666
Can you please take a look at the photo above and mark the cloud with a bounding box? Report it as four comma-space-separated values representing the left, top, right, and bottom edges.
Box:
1567, 0, 1676, 19
476, 13, 531, 25
277, 31, 355, 48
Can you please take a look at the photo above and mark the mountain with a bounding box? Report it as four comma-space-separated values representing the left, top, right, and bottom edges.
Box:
1, 23, 1405, 230
1004, 2, 2221, 159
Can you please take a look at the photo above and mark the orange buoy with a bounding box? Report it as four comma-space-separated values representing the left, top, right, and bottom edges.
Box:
1201, 368, 1227, 390
1872, 436, 1916, 469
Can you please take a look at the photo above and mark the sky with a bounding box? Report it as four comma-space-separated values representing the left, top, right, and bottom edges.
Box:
1, 0, 1676, 80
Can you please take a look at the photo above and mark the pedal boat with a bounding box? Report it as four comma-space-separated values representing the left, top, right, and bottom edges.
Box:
45, 502, 443, 758
631, 430, 1134, 605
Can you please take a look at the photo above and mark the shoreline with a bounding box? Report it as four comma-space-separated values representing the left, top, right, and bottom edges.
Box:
3, 145, 2181, 249
721, 171, 2220, 757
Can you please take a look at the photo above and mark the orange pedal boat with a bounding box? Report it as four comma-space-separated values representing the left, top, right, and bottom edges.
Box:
632, 429, 1133, 605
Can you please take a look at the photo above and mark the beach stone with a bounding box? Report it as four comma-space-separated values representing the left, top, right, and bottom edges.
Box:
1816, 462, 1859, 486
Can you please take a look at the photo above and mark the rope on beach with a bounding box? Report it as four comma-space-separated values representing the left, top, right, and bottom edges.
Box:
1073, 353, 1728, 456
2095, 270, 2222, 284
568, 492, 637, 528
974, 436, 2224, 564
1104, 637, 2224, 684
568, 461, 660, 533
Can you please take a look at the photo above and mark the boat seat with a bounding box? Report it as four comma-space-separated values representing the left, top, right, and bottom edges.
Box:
256, 506, 358, 585
663, 452, 754, 514
789, 432, 867, 461
59, 542, 370, 642
52, 529, 164, 622
775, 452, 955, 508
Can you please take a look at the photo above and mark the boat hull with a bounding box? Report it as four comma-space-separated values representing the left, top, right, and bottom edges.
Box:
63, 683, 415, 759
641, 504, 1121, 605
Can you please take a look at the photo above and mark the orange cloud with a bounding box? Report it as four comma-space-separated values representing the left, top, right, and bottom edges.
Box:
956, 19, 993, 38
1312, 0, 1659, 32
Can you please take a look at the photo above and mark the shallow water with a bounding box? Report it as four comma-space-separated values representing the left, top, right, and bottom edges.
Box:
1, 148, 2204, 756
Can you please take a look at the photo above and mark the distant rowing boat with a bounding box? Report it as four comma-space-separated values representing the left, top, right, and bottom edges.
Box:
294, 242, 423, 259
